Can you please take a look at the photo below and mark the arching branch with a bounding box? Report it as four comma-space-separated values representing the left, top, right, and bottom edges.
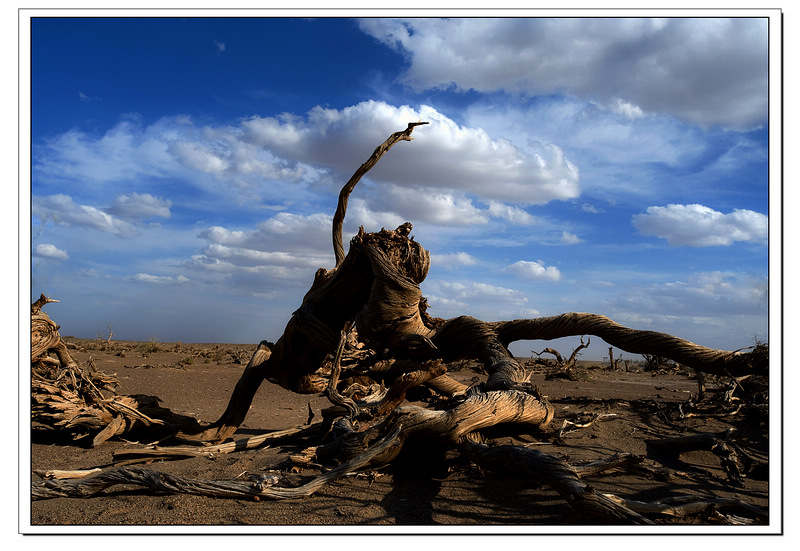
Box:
494, 314, 767, 378
332, 121, 429, 268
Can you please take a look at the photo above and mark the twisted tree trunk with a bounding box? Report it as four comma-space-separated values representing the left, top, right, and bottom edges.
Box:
183, 119, 766, 442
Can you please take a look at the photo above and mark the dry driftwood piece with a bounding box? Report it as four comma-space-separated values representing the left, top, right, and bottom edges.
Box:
602, 493, 769, 523
113, 423, 324, 463
33, 425, 404, 502
32, 124, 769, 525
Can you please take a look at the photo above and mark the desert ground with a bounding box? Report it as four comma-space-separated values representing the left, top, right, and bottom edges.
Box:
28, 337, 770, 532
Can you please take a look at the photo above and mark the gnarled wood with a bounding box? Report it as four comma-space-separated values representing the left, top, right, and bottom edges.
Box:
493, 314, 767, 378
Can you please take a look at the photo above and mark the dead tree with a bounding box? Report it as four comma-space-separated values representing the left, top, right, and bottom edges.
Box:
184, 126, 765, 444
31, 294, 201, 446
535, 336, 590, 380
178, 121, 766, 480
32, 123, 769, 524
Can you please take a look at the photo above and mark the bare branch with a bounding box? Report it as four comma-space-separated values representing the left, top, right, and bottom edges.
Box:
332, 121, 429, 267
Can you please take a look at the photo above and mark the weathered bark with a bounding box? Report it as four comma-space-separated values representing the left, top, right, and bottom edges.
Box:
315, 388, 554, 468
33, 425, 404, 502
31, 294, 77, 369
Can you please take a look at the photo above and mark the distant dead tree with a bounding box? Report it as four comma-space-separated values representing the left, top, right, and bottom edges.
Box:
535, 336, 590, 381
642, 354, 672, 371
608, 346, 620, 370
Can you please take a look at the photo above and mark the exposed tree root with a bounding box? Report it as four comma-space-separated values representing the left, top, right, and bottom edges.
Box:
459, 435, 653, 524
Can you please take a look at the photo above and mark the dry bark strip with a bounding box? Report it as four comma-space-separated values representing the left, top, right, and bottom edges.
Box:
113, 423, 324, 463
33, 426, 403, 502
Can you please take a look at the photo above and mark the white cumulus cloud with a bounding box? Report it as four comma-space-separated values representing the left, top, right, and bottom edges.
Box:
191, 211, 339, 293
432, 251, 478, 267
240, 100, 580, 206
358, 18, 767, 129
35, 102, 580, 226
34, 243, 68, 261
107, 193, 172, 220
369, 184, 489, 226
437, 281, 528, 302
487, 201, 537, 225
560, 231, 583, 245
632, 204, 768, 246
607, 270, 768, 321
127, 273, 189, 285
505, 260, 562, 282
33, 194, 140, 238
34, 116, 176, 186
198, 211, 333, 255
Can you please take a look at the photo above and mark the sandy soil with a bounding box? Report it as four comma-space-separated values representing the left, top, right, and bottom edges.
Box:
27, 338, 771, 532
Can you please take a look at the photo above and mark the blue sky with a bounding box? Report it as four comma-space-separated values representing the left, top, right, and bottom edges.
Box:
26, 13, 776, 360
